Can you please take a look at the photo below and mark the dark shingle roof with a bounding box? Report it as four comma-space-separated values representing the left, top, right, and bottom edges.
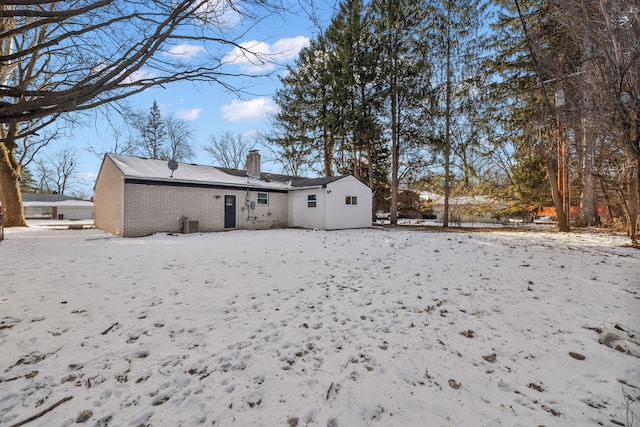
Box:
211, 168, 348, 188
21, 194, 79, 202
290, 176, 347, 188
214, 167, 303, 184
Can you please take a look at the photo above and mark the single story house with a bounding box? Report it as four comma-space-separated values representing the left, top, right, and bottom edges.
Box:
21, 193, 94, 220
94, 152, 372, 237
420, 192, 504, 224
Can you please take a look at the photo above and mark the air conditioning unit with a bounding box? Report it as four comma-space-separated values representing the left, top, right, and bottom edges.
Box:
183, 220, 199, 234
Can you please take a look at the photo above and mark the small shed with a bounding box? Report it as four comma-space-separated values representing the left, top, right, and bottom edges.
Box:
94, 153, 372, 237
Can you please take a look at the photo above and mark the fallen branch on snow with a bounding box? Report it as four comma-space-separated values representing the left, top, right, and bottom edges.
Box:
9, 396, 73, 427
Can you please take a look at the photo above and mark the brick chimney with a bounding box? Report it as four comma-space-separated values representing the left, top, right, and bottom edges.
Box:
246, 150, 260, 178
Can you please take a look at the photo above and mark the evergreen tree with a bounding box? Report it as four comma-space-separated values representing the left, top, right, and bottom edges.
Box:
18, 167, 37, 193
496, 154, 553, 218
272, 37, 338, 177
426, 0, 491, 226
368, 0, 432, 224
487, 0, 576, 231
324, 0, 368, 176
324, 0, 388, 218
272, 0, 390, 202
139, 101, 169, 160
130, 101, 194, 162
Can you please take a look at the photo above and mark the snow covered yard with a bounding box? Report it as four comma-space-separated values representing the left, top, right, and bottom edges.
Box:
0, 226, 638, 427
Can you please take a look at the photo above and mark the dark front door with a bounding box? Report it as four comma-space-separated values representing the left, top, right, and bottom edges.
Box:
224, 195, 236, 229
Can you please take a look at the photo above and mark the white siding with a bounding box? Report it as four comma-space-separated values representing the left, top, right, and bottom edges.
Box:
58, 206, 94, 220
325, 176, 372, 229
288, 189, 326, 229
288, 176, 372, 230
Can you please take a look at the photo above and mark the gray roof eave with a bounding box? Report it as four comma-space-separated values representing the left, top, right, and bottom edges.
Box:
122, 175, 291, 191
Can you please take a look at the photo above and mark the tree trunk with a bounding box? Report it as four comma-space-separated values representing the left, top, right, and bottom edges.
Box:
620, 106, 640, 246
443, 84, 451, 228
0, 143, 27, 227
390, 89, 399, 225
579, 40, 597, 227
623, 90, 639, 247
322, 123, 333, 177
442, 0, 452, 228
580, 115, 597, 227
366, 136, 376, 222
544, 155, 570, 232
627, 159, 639, 246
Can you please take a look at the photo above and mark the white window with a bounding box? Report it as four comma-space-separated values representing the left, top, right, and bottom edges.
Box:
345, 196, 358, 205
257, 192, 269, 205
307, 194, 317, 208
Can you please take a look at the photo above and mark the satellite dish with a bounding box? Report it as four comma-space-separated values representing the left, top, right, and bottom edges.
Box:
168, 159, 178, 177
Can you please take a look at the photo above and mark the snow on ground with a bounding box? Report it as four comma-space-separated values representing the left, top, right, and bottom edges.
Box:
0, 224, 638, 427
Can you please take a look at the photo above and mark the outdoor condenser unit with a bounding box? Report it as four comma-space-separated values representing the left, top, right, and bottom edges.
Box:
183, 220, 199, 234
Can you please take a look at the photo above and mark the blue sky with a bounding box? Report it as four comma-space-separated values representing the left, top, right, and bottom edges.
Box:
66, 1, 337, 197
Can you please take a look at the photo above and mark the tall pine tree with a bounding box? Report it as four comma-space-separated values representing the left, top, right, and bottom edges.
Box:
139, 101, 168, 160
368, 0, 432, 224
272, 38, 336, 176
427, 0, 491, 226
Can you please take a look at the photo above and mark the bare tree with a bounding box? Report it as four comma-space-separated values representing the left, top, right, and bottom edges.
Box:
204, 132, 256, 169
32, 160, 53, 193
86, 127, 138, 160
0, 1, 284, 128
33, 146, 80, 195
88, 103, 196, 162
50, 146, 79, 195
86, 103, 140, 159
166, 114, 196, 162
1, 0, 285, 226
551, 0, 640, 244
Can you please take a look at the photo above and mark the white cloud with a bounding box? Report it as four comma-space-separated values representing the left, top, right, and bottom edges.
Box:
175, 108, 203, 121
76, 171, 97, 181
220, 97, 278, 122
243, 129, 262, 138
224, 36, 310, 73
271, 36, 310, 61
165, 44, 206, 59
122, 68, 158, 85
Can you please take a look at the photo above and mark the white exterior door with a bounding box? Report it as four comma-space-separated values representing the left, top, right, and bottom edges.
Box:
293, 196, 304, 227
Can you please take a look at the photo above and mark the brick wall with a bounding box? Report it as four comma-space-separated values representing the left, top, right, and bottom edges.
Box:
123, 183, 288, 237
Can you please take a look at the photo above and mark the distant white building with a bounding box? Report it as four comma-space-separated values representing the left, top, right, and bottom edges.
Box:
420, 191, 504, 224
21, 194, 94, 220
94, 152, 372, 237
